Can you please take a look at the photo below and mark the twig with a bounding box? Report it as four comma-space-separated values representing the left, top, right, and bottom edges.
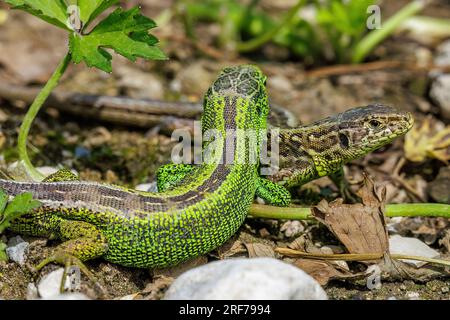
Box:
0, 84, 295, 133
306, 60, 450, 78
0, 84, 197, 133
162, 34, 230, 60
0, 84, 203, 117
392, 157, 426, 202
275, 247, 450, 268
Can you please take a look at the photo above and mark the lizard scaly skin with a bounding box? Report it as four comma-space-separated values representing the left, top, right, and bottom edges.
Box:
0, 66, 414, 270
0, 65, 271, 268
269, 104, 414, 189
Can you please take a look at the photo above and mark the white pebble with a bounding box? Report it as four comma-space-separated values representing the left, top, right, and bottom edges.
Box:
164, 258, 327, 300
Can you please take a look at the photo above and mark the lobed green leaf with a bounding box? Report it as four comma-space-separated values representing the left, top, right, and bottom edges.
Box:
5, 0, 70, 30
0, 191, 41, 233
69, 7, 167, 72
77, 0, 120, 29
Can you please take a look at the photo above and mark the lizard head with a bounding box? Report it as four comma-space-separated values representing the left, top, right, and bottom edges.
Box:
212, 64, 267, 99
334, 104, 414, 159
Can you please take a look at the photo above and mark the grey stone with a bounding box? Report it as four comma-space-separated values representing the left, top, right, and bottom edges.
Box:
427, 166, 450, 204
430, 74, 450, 120
430, 40, 450, 120
389, 235, 440, 267
164, 258, 327, 300
435, 40, 450, 67
41, 293, 90, 300
6, 236, 29, 265
135, 181, 158, 192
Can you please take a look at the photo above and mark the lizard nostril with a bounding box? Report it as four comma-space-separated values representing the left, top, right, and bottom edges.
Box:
339, 133, 349, 149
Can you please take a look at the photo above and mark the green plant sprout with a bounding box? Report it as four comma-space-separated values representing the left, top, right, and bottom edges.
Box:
4, 0, 167, 181
177, 0, 426, 64
352, 0, 426, 63
0, 188, 41, 261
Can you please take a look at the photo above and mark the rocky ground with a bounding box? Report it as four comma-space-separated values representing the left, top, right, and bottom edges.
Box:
0, 0, 449, 299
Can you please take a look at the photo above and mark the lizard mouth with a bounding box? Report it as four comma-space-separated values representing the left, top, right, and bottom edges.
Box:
395, 111, 414, 137
405, 112, 415, 131
389, 112, 414, 138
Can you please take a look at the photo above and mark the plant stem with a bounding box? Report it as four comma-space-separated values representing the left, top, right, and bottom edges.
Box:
17, 52, 72, 181
384, 203, 450, 217
249, 203, 450, 220
236, 0, 305, 52
351, 0, 426, 63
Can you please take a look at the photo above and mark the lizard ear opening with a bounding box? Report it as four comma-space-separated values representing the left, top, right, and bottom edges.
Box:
339, 133, 349, 149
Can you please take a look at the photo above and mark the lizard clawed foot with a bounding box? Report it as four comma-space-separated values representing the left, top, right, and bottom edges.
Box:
34, 251, 104, 295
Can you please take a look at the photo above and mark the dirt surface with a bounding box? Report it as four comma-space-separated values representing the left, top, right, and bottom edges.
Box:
0, 0, 449, 299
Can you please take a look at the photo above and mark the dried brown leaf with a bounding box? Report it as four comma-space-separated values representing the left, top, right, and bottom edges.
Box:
427, 167, 450, 204
439, 230, 450, 253
212, 235, 247, 260
288, 234, 322, 255
404, 116, 450, 163
293, 259, 359, 286
142, 276, 174, 300
244, 242, 276, 258
312, 174, 389, 257
151, 255, 208, 279
379, 254, 445, 282
0, 132, 5, 150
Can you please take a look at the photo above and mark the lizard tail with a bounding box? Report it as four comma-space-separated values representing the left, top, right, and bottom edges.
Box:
0, 179, 43, 197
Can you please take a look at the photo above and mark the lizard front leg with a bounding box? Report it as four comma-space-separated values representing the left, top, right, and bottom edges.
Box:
255, 177, 291, 207
329, 167, 360, 203
156, 163, 195, 192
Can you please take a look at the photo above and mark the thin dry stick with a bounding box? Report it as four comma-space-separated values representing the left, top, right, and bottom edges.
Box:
392, 157, 426, 202
306, 60, 450, 78
161, 33, 237, 60
276, 247, 450, 268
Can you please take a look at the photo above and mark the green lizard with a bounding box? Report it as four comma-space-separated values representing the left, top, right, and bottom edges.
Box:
157, 104, 414, 204
0, 65, 414, 276
0, 65, 283, 272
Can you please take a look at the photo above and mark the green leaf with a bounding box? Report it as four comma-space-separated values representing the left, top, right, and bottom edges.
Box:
0, 192, 41, 233
5, 0, 70, 30
0, 189, 8, 214
69, 7, 167, 73
77, 0, 120, 29
3, 192, 41, 217
0, 241, 7, 262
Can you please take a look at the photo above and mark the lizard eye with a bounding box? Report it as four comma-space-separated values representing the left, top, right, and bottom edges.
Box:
369, 119, 381, 129
339, 133, 349, 148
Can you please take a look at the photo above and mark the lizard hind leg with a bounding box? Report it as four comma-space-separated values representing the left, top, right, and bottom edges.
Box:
35, 220, 108, 293
256, 177, 292, 207
42, 168, 80, 182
